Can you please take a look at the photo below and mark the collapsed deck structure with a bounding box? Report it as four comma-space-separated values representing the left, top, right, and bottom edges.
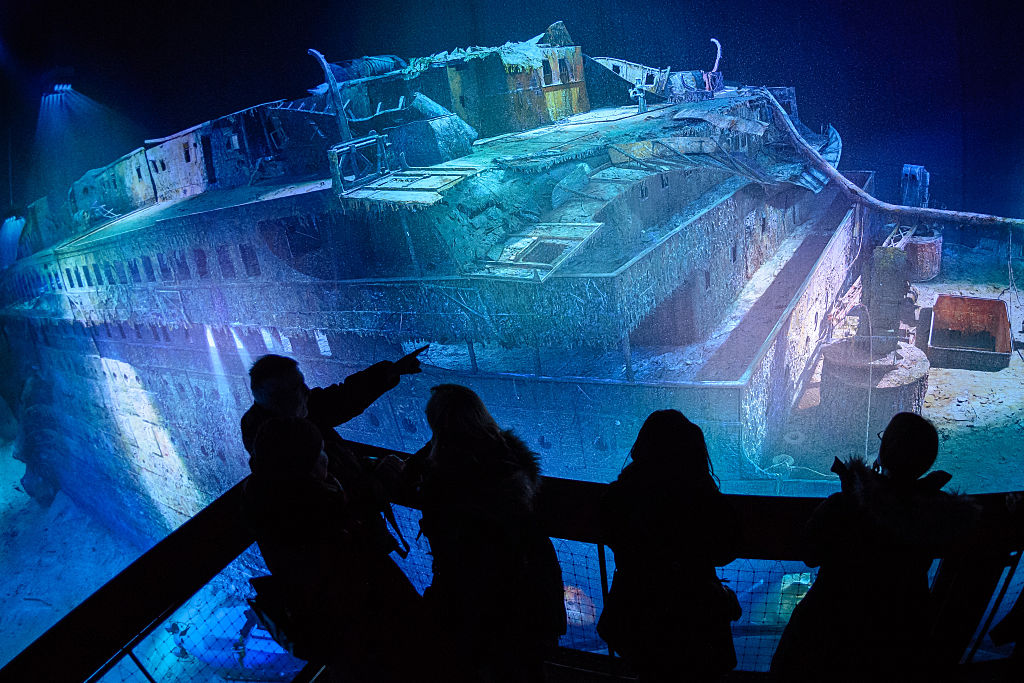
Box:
0, 22, 906, 547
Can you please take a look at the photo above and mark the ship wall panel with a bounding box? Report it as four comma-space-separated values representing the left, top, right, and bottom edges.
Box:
747, 187, 808, 277
447, 54, 504, 138
406, 68, 457, 112
22, 361, 167, 548
205, 117, 253, 190
53, 188, 350, 329
740, 204, 859, 469
612, 192, 744, 341
703, 421, 744, 480
622, 182, 817, 354
110, 148, 158, 211
67, 148, 156, 228
148, 129, 209, 201
540, 47, 590, 121
405, 210, 459, 276
592, 167, 729, 246
10, 330, 253, 547
21, 195, 74, 256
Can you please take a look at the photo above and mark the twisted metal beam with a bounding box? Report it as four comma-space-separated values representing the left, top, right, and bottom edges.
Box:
760, 88, 1024, 231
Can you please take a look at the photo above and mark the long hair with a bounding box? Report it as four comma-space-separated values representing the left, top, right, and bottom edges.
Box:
629, 410, 719, 489
425, 384, 504, 464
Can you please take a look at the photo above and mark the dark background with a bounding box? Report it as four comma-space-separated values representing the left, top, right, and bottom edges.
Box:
1, 0, 1021, 216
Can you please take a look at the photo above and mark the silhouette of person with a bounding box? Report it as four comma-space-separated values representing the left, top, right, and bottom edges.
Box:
415, 384, 566, 683
990, 492, 1024, 666
241, 348, 426, 557
241, 348, 426, 457
770, 412, 978, 682
597, 409, 740, 682
243, 416, 428, 682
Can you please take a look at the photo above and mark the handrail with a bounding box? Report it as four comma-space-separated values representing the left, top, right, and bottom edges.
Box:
0, 481, 253, 683
2, 439, 1022, 682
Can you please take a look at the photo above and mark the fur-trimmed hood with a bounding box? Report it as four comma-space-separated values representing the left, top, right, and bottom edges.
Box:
422, 428, 542, 520
830, 456, 979, 549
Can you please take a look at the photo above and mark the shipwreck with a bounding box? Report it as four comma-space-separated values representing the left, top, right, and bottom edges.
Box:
0, 22, 1020, 551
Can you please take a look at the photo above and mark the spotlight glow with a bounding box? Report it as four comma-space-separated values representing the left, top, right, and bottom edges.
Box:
231, 326, 253, 370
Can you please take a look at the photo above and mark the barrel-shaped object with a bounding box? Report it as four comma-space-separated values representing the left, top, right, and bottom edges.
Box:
905, 231, 942, 282
819, 338, 930, 443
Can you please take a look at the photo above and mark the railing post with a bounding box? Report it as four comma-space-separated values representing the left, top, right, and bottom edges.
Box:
126, 651, 158, 683
931, 550, 1017, 667
966, 550, 1022, 663
597, 542, 614, 661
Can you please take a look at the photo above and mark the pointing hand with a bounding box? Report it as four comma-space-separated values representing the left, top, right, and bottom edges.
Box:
395, 345, 429, 375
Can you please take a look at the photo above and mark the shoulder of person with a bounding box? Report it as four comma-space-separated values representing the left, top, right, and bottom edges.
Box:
500, 430, 542, 481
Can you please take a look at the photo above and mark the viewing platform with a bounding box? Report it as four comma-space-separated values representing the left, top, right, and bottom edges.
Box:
2, 440, 1022, 682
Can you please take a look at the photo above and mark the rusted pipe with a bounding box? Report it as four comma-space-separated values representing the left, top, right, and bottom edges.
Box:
308, 49, 353, 142
760, 88, 1024, 232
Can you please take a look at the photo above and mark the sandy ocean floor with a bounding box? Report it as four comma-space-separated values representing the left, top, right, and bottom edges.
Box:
775, 279, 1024, 496
0, 439, 142, 667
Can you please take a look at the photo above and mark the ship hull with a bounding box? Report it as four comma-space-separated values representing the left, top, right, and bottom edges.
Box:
0, 175, 863, 545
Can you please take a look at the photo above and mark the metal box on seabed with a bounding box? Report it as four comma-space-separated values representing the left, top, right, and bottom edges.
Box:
927, 294, 1012, 371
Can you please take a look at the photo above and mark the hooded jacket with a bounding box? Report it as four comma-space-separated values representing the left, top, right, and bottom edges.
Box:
598, 452, 740, 677
241, 360, 403, 555
418, 429, 566, 677
771, 457, 979, 681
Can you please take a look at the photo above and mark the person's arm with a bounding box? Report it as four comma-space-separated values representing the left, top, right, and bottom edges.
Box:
307, 346, 427, 427
394, 440, 433, 503
801, 493, 847, 568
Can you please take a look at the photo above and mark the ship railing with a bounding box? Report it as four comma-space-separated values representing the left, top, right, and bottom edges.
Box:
1, 440, 1022, 682
328, 132, 390, 194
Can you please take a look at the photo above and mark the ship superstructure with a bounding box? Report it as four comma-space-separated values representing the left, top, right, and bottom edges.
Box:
0, 22, 860, 546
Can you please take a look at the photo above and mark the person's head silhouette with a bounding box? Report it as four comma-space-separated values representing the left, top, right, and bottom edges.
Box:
875, 412, 939, 482
249, 355, 310, 418
426, 384, 502, 446
630, 409, 718, 488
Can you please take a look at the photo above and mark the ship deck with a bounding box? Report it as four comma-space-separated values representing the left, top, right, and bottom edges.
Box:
57, 177, 333, 253
418, 191, 848, 384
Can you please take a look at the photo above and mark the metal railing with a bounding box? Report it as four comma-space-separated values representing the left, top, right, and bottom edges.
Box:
2, 441, 1021, 682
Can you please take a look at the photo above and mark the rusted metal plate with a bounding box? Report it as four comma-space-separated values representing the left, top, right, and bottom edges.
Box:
928, 294, 1012, 370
